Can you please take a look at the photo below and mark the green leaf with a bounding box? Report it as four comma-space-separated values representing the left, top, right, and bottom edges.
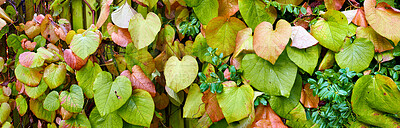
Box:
59, 113, 91, 128
193, 0, 219, 25
164, 55, 198, 93
43, 91, 60, 111
60, 84, 84, 113
216, 83, 254, 123
184, 0, 201, 7
30, 98, 56, 122
192, 33, 211, 62
70, 29, 101, 60
25, 79, 48, 99
6, 34, 24, 52
238, 0, 277, 30
89, 107, 123, 128
206, 17, 247, 57
15, 95, 28, 116
128, 12, 161, 49
310, 10, 349, 52
15, 64, 43, 86
126, 43, 155, 77
117, 89, 155, 127
93, 71, 132, 116
19, 52, 45, 68
183, 84, 205, 118
0, 103, 11, 124
335, 38, 374, 73
43, 63, 66, 89
34, 35, 46, 50
241, 51, 297, 97
76, 60, 102, 98
287, 45, 321, 75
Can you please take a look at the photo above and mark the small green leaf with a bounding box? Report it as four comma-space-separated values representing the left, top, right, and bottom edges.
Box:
60, 84, 84, 113
59, 113, 91, 128
15, 95, 28, 116
117, 89, 155, 127
70, 29, 101, 60
43, 91, 60, 111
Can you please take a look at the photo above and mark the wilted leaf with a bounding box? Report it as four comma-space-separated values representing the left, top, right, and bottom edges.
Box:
60, 84, 84, 113
0, 103, 11, 124
40, 14, 60, 43
202, 90, 224, 122
59, 113, 91, 128
290, 26, 318, 49
43, 91, 60, 111
76, 60, 102, 98
126, 43, 155, 77
218, 0, 239, 17
90, 107, 123, 128
19, 52, 44, 68
70, 29, 101, 60
96, 0, 113, 28
251, 104, 287, 128
64, 49, 88, 70
111, 1, 137, 28
206, 17, 246, 57
193, 0, 218, 25
15, 95, 28, 116
128, 12, 161, 49
254, 20, 292, 64
287, 45, 321, 75
107, 23, 132, 47
232, 28, 254, 58
30, 98, 56, 122
164, 55, 198, 93
300, 84, 319, 108
15, 64, 43, 87
130, 65, 156, 97
356, 26, 393, 52
325, 0, 345, 10
43, 63, 66, 89
183, 84, 205, 118
335, 38, 374, 72
117, 89, 155, 127
25, 79, 48, 99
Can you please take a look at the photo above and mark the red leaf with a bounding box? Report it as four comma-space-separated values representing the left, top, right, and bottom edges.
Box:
130, 65, 156, 97
252, 104, 287, 128
63, 49, 88, 70
107, 23, 132, 47
202, 90, 225, 122
352, 7, 368, 27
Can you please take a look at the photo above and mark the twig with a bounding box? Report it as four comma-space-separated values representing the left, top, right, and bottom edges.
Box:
83, 0, 95, 25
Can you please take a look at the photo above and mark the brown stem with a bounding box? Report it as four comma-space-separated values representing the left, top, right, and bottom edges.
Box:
83, 0, 95, 25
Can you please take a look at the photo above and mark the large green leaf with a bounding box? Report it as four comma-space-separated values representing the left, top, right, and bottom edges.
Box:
183, 84, 205, 118
184, 0, 201, 7
287, 45, 321, 75
43, 91, 60, 111
125, 43, 155, 77
30, 98, 56, 122
15, 64, 43, 87
25, 78, 48, 99
310, 10, 349, 52
238, 0, 277, 30
193, 0, 218, 25
128, 12, 161, 49
0, 103, 11, 124
60, 84, 84, 113
164, 55, 198, 93
70, 29, 101, 60
89, 107, 123, 128
335, 38, 374, 73
205, 17, 247, 57
15, 95, 28, 116
117, 89, 154, 127
93, 71, 132, 116
59, 113, 91, 128
43, 63, 66, 89
216, 83, 254, 123
76, 60, 102, 98
241, 51, 297, 97
191, 33, 211, 62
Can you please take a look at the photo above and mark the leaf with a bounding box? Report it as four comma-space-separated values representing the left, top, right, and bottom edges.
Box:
242, 52, 297, 97
254, 20, 292, 64
128, 12, 161, 49
156, 25, 175, 51
93, 71, 132, 116
59, 113, 91, 128
107, 23, 132, 47
165, 86, 184, 106
352, 7, 368, 27
318, 50, 335, 71
40, 15, 60, 43
356, 26, 393, 52
184, 0, 201, 7
43, 63, 66, 89
117, 89, 155, 127
76, 60, 102, 98
30, 98, 56, 122
24, 21, 41, 39
364, 0, 400, 45
335, 38, 374, 73
60, 84, 84, 113
290, 26, 319, 49
37, 47, 58, 62
233, 28, 254, 58
111, 1, 137, 28
341, 10, 358, 24
192, 33, 211, 62
374, 50, 394, 63
183, 84, 205, 118
19, 52, 44, 68
70, 29, 101, 60
89, 107, 123, 128
276, 0, 302, 5
218, 0, 239, 17
96, 0, 113, 28
6, 34, 25, 52
287, 45, 321, 75
251, 104, 287, 128
310, 10, 349, 52
193, 0, 219, 25
164, 55, 198, 92
0, 103, 11, 124
15, 95, 28, 116
64, 49, 88, 70
284, 103, 316, 127
43, 91, 60, 111
202, 90, 225, 122
154, 93, 169, 110
300, 84, 319, 108
206, 17, 246, 57
324, 0, 345, 10
125, 43, 155, 77
25, 79, 48, 99
129, 65, 156, 97
133, 0, 158, 8
216, 83, 254, 123
238, 0, 277, 30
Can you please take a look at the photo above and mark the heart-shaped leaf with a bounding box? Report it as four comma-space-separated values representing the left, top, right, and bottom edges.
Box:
356, 26, 393, 52
129, 65, 156, 97
242, 51, 297, 97
117, 89, 154, 127
90, 107, 123, 128
233, 28, 254, 58
154, 93, 169, 110
30, 98, 56, 122
290, 26, 319, 49
70, 29, 101, 60
64, 49, 88, 70
43, 63, 66, 89
193, 0, 219, 25
15, 95, 28, 116
335, 38, 374, 73
238, 0, 277, 30
164, 55, 198, 93
125, 43, 155, 77
19, 52, 45, 68
25, 78, 48, 99
93, 71, 132, 116
364, 0, 400, 45
111, 1, 137, 28
43, 91, 60, 111
206, 17, 247, 57
287, 45, 321, 75
183, 84, 205, 118
24, 21, 41, 39
107, 23, 132, 47
60, 84, 84, 113
76, 60, 102, 98
128, 12, 161, 49
216, 83, 254, 123
59, 113, 91, 128
218, 0, 239, 17
0, 102, 11, 124
310, 10, 349, 52
254, 19, 292, 65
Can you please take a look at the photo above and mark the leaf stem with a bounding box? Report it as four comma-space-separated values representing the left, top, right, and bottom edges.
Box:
83, 0, 95, 25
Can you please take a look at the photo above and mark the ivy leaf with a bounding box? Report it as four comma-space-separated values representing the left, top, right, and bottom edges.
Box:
128, 12, 161, 49
193, 0, 219, 25
238, 0, 277, 30
15, 95, 28, 116
59, 113, 91, 128
25, 78, 48, 99
356, 26, 394, 52
70, 29, 101, 60
364, 0, 400, 45
111, 1, 137, 28
43, 63, 66, 89
311, 10, 349, 52
60, 84, 84, 113
254, 20, 292, 64
43, 91, 60, 111
89, 107, 123, 128
216, 83, 254, 123
117, 89, 155, 127
93, 71, 132, 116
206, 17, 247, 57
164, 55, 198, 93
18, 52, 45, 68
290, 26, 318, 49
30, 98, 56, 122
335, 38, 374, 73
286, 45, 321, 75
76, 60, 102, 98
233, 28, 254, 58
0, 103, 11, 124
183, 84, 205, 118
125, 43, 155, 77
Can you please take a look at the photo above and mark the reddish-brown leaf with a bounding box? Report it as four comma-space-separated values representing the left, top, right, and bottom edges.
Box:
324, 0, 345, 10
300, 84, 319, 108
21, 39, 37, 51
252, 104, 287, 128
63, 49, 88, 70
153, 93, 169, 110
108, 23, 132, 47
130, 65, 156, 97
352, 7, 368, 27
154, 51, 169, 72
224, 69, 231, 80
202, 90, 224, 122
218, 0, 239, 17
40, 14, 60, 44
